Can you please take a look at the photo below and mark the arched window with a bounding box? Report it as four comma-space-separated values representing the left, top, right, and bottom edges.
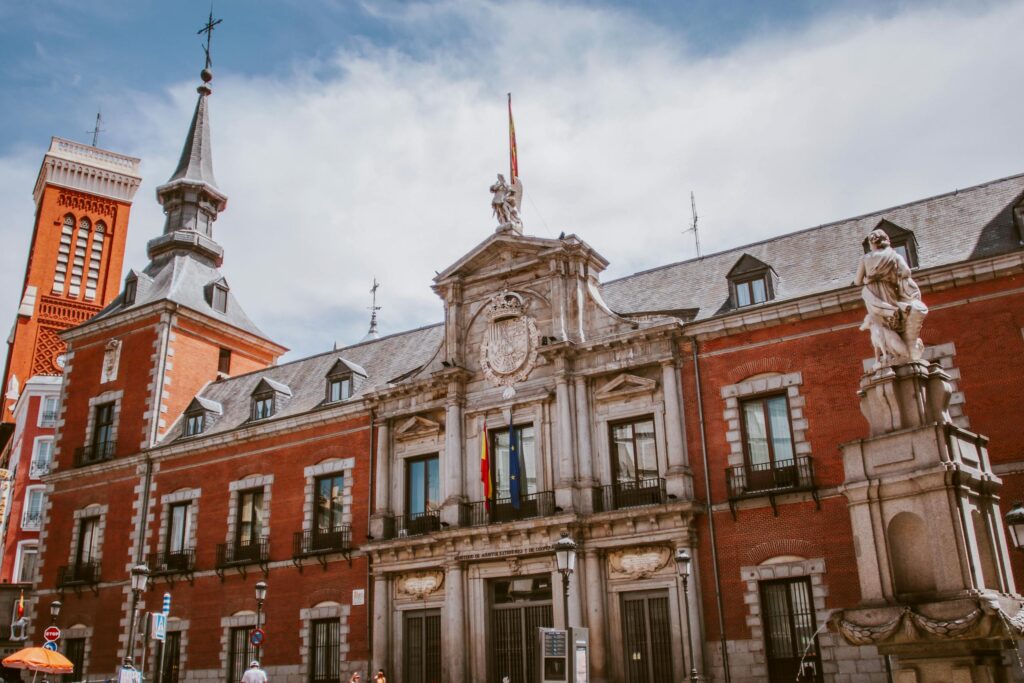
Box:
53, 214, 75, 294
85, 221, 106, 300
68, 217, 91, 298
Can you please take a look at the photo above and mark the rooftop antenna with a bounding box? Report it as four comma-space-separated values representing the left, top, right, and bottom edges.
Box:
87, 111, 105, 147
683, 190, 702, 258
364, 278, 381, 341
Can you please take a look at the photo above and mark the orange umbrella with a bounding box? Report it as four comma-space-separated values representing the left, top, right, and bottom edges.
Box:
3, 647, 74, 676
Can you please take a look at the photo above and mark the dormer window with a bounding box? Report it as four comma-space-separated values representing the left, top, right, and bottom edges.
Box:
252, 394, 274, 420
184, 412, 205, 437
863, 219, 918, 268
727, 254, 777, 309
124, 274, 138, 306
206, 277, 230, 314
180, 397, 222, 439
324, 358, 366, 405
249, 378, 291, 421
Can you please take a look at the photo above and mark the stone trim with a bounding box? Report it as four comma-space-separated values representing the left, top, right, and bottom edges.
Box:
84, 389, 124, 452
220, 612, 259, 681
299, 602, 357, 680
226, 475, 273, 545
861, 342, 969, 428
157, 488, 201, 559
68, 503, 108, 567
720, 371, 811, 467
149, 617, 190, 679
303, 459, 355, 532
62, 624, 93, 681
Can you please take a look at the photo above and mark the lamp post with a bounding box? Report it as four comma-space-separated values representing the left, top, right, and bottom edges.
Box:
49, 600, 62, 627
675, 549, 699, 683
1005, 502, 1024, 551
125, 564, 150, 668
553, 533, 577, 629
254, 580, 267, 663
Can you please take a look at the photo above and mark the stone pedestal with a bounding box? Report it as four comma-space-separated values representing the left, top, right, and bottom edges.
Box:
830, 361, 1022, 680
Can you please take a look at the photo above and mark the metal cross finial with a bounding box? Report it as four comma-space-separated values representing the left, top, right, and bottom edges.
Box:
198, 8, 223, 70
367, 278, 381, 337
87, 111, 105, 148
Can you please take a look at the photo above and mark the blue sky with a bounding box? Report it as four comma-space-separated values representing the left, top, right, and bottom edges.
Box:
1, 0, 1021, 363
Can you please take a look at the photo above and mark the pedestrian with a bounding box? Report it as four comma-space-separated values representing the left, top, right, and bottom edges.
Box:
373, 670, 387, 683
348, 672, 361, 683
241, 660, 267, 683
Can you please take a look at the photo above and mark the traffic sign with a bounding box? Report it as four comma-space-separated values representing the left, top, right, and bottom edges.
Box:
42, 641, 58, 652
162, 592, 171, 616
43, 626, 61, 642
249, 628, 265, 647
151, 613, 167, 642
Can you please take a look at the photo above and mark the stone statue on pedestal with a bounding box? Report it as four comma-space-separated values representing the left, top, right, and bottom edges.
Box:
855, 229, 928, 368
490, 174, 523, 233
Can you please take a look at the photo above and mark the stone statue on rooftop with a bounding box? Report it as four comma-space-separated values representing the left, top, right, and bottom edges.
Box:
855, 228, 928, 368
490, 173, 523, 233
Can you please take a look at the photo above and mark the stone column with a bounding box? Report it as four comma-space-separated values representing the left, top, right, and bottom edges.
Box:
370, 421, 390, 539
661, 360, 689, 499
574, 377, 594, 487
583, 550, 607, 683
372, 573, 390, 676
442, 398, 464, 526
443, 562, 466, 683
555, 373, 576, 511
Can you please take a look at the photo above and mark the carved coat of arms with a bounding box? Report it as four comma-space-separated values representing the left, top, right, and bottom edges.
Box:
480, 290, 540, 399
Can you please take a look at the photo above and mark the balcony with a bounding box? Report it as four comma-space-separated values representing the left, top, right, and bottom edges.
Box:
460, 490, 557, 527
57, 561, 100, 588
380, 510, 442, 540
592, 477, 667, 512
292, 526, 352, 568
40, 411, 59, 427
74, 440, 116, 467
147, 549, 195, 584
29, 458, 51, 478
725, 456, 819, 516
20, 511, 43, 531
215, 537, 269, 578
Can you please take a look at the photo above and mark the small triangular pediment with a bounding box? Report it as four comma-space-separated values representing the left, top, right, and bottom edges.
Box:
252, 377, 292, 397
327, 358, 367, 378
434, 233, 563, 282
394, 415, 442, 440
727, 253, 773, 278
186, 396, 223, 415
594, 373, 657, 401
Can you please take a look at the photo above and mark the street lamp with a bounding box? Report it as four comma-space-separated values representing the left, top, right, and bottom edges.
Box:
1005, 502, 1024, 551
675, 549, 699, 683
254, 580, 267, 662
553, 533, 576, 629
125, 564, 150, 668
49, 600, 62, 627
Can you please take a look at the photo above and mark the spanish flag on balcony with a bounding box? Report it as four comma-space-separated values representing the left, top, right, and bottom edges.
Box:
481, 424, 493, 511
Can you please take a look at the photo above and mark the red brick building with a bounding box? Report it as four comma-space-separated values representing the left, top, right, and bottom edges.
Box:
25, 59, 1024, 683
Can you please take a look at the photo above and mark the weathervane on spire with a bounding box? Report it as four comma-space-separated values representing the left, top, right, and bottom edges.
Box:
198, 8, 223, 71
366, 278, 382, 340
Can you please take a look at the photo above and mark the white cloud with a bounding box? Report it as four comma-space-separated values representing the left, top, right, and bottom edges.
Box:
1, 0, 1022, 365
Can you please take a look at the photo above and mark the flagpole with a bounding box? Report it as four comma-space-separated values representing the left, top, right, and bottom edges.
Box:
508, 93, 513, 181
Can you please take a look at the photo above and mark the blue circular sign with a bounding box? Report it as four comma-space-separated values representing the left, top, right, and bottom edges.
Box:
249, 629, 264, 646
43, 641, 58, 652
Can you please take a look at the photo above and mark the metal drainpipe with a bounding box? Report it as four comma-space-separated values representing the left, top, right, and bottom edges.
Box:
691, 338, 731, 683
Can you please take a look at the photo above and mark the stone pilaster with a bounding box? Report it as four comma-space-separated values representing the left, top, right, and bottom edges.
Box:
443, 562, 465, 683
583, 549, 607, 683
442, 397, 464, 527
661, 360, 689, 499
371, 573, 390, 676
554, 372, 575, 511
370, 421, 390, 539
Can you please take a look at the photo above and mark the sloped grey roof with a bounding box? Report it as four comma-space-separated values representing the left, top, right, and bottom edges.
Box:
192, 396, 223, 414
163, 323, 444, 442
602, 173, 1024, 320
93, 253, 267, 338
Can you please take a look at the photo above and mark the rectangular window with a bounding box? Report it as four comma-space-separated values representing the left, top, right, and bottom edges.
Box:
610, 417, 658, 485
92, 402, 115, 449
22, 489, 45, 530
76, 516, 100, 566
328, 377, 352, 403
212, 285, 228, 314
167, 503, 192, 555
492, 425, 538, 499
185, 413, 204, 437
236, 489, 264, 547
736, 276, 769, 307
64, 637, 86, 683
17, 545, 38, 583
406, 455, 440, 516
252, 395, 274, 420
310, 619, 341, 683
760, 578, 822, 682
218, 348, 231, 375
40, 396, 59, 426
158, 631, 182, 683
227, 626, 256, 683
31, 439, 54, 477
124, 278, 137, 306
741, 395, 794, 468
315, 475, 345, 532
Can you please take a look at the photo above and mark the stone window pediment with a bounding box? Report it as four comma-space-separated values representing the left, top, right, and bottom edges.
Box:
594, 373, 657, 401
395, 415, 442, 440
727, 254, 777, 309
325, 358, 366, 404
862, 218, 918, 268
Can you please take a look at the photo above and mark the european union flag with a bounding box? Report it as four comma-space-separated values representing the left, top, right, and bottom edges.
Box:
509, 420, 521, 510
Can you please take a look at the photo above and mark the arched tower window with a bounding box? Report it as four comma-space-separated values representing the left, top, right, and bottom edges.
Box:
68, 217, 91, 298
84, 221, 106, 301
52, 214, 75, 294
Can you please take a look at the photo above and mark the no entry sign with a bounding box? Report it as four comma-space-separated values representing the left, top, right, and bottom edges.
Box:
43, 626, 61, 642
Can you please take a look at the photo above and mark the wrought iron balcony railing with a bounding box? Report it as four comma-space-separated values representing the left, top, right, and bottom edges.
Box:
29, 458, 51, 478
293, 526, 352, 556
57, 561, 100, 587
460, 490, 556, 527
380, 510, 442, 540
216, 537, 269, 569
74, 440, 116, 467
40, 411, 59, 427
592, 477, 667, 512
725, 456, 818, 516
21, 511, 43, 530
148, 549, 196, 576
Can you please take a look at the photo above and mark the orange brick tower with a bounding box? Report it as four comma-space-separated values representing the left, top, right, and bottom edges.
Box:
1, 138, 141, 426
